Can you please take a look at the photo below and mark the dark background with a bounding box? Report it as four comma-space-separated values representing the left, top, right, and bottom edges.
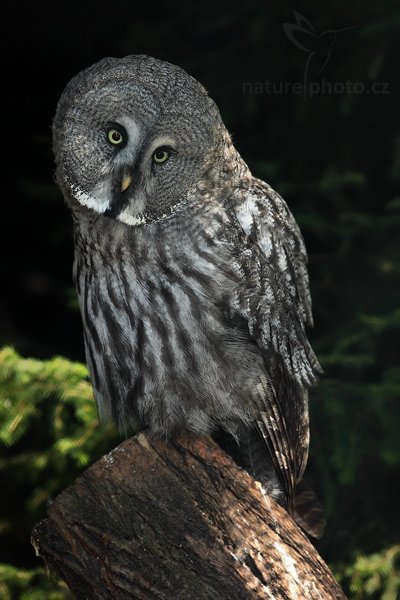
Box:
2, 0, 399, 594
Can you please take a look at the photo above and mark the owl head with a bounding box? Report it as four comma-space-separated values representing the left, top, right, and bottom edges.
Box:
53, 55, 230, 226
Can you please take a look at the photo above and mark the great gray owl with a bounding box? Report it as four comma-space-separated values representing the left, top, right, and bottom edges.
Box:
53, 55, 324, 537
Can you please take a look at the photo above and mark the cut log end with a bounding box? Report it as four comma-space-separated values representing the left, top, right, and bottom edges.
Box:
32, 432, 346, 599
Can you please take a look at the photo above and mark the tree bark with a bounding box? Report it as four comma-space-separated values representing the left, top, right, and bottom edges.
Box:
31, 432, 345, 599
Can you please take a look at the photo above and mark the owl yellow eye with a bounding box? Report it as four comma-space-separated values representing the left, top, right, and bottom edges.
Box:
152, 148, 170, 164
107, 129, 124, 145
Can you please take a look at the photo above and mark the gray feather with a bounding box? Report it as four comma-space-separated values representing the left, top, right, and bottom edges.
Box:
54, 55, 323, 531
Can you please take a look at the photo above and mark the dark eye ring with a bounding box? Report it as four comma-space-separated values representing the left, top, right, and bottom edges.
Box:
152, 147, 170, 164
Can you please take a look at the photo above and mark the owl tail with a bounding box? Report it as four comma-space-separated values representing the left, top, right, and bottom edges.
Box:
293, 480, 326, 539
213, 427, 326, 539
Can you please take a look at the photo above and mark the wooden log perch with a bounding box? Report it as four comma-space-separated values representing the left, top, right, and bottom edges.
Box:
31, 432, 345, 599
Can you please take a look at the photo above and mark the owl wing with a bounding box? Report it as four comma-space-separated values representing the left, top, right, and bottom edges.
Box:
230, 178, 321, 509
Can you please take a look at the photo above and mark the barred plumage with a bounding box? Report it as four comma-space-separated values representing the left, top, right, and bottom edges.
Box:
54, 55, 324, 536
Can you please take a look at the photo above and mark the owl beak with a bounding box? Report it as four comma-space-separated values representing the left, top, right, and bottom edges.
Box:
121, 174, 132, 193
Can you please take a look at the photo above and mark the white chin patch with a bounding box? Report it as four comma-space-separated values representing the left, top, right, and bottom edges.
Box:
117, 210, 146, 226
70, 180, 111, 213
116, 190, 147, 226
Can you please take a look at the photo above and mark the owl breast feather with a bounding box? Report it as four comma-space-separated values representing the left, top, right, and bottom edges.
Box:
74, 198, 267, 436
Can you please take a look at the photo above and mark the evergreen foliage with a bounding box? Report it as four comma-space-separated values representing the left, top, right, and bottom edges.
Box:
0, 347, 119, 596
0, 564, 72, 600
335, 545, 400, 600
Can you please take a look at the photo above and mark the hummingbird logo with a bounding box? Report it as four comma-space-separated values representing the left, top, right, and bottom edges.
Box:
283, 11, 355, 89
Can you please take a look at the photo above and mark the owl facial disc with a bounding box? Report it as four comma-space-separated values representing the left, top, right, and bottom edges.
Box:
53, 55, 225, 226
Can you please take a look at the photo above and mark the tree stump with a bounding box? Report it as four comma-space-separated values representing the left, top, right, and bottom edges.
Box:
31, 432, 345, 599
